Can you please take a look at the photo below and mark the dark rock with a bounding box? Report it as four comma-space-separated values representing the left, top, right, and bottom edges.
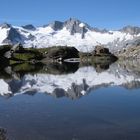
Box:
93, 45, 110, 55
0, 128, 7, 140
27, 33, 35, 41
52, 88, 66, 98
120, 26, 140, 35
48, 21, 63, 31
43, 46, 79, 61
122, 81, 140, 89
0, 23, 11, 29
2, 27, 22, 44
51, 79, 89, 99
67, 80, 89, 99
93, 63, 110, 73
92, 45, 118, 63
4, 43, 24, 59
11, 43, 24, 52
64, 18, 88, 38
45, 18, 109, 38
91, 27, 108, 33
0, 45, 11, 65
0, 45, 11, 55
22, 24, 36, 30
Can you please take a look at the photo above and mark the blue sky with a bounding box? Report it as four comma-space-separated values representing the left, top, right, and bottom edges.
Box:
0, 0, 139, 29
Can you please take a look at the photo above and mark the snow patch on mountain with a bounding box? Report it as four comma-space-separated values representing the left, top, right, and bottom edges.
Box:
79, 23, 85, 28
22, 27, 135, 52
0, 27, 9, 44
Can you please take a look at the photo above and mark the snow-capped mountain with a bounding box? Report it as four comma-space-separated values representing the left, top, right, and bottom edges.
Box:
1, 60, 140, 99
0, 23, 23, 44
0, 18, 140, 52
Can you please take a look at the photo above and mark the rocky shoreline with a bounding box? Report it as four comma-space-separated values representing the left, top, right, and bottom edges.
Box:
0, 44, 118, 66
115, 45, 140, 59
1, 42, 140, 71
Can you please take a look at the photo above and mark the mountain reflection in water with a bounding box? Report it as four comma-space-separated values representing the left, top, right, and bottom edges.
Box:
0, 60, 140, 99
1, 60, 140, 140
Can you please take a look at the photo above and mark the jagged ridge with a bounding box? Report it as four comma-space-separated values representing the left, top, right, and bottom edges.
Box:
0, 18, 140, 52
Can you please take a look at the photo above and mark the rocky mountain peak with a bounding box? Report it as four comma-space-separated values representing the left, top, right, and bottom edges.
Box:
64, 18, 89, 29
63, 18, 89, 38
0, 23, 11, 29
48, 21, 63, 31
2, 27, 22, 44
44, 18, 109, 38
22, 24, 36, 30
120, 26, 140, 35
64, 18, 81, 25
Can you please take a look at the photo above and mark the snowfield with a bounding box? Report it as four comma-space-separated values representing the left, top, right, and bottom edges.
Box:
22, 27, 136, 52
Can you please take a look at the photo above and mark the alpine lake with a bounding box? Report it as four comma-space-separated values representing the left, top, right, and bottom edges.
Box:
0, 47, 140, 140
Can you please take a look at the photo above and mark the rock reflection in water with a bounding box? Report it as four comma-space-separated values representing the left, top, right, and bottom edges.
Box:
0, 128, 7, 140
0, 61, 111, 99
0, 60, 140, 99
0, 62, 80, 79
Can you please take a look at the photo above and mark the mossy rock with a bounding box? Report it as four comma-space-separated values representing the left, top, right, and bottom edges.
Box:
44, 46, 79, 60
11, 50, 43, 61
12, 53, 36, 61
0, 45, 11, 56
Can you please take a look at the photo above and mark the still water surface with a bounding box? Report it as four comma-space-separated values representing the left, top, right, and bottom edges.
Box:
0, 60, 140, 140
